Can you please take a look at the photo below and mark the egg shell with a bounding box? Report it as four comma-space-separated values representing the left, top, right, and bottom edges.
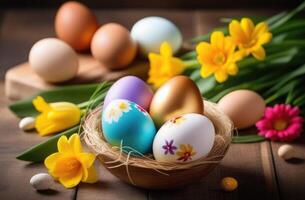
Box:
149, 76, 203, 127
104, 76, 153, 110
30, 173, 54, 191
153, 113, 215, 163
91, 23, 137, 69
218, 90, 265, 129
278, 144, 297, 160
55, 1, 99, 51
131, 16, 182, 56
29, 38, 79, 83
19, 117, 35, 131
102, 99, 156, 154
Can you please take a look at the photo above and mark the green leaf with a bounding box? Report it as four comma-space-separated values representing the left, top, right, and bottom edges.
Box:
270, 1, 305, 30
232, 135, 266, 143
9, 83, 111, 118
16, 126, 79, 162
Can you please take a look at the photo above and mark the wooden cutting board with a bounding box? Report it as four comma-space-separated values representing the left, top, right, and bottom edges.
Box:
5, 54, 149, 100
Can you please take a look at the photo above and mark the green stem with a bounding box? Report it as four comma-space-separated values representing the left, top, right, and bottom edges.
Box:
183, 60, 200, 69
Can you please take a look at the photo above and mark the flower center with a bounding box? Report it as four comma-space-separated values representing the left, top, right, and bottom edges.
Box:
273, 119, 288, 131
119, 102, 127, 110
56, 157, 81, 176
243, 38, 257, 48
213, 52, 226, 65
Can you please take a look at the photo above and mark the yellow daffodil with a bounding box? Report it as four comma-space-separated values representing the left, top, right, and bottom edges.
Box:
196, 31, 243, 83
33, 96, 81, 136
148, 42, 184, 88
45, 134, 98, 188
229, 18, 272, 60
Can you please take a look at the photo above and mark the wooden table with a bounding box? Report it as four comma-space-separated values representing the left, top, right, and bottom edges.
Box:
1, 8, 305, 200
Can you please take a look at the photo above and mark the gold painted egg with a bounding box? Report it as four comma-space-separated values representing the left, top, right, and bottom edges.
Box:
149, 76, 204, 127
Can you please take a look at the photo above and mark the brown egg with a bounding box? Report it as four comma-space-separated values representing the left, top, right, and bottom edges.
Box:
149, 76, 204, 127
218, 90, 266, 129
90, 23, 137, 70
55, 1, 99, 51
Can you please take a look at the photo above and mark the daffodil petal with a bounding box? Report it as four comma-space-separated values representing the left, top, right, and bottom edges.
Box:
196, 42, 211, 54
253, 22, 269, 38
59, 170, 83, 188
82, 165, 98, 183
160, 42, 172, 57
78, 153, 96, 168
211, 31, 224, 50
58, 136, 73, 154
241, 18, 254, 39
69, 134, 83, 154
196, 42, 214, 66
258, 32, 272, 45
215, 70, 228, 83
226, 63, 238, 75
229, 20, 247, 44
32, 96, 51, 112
233, 50, 246, 62
223, 36, 235, 54
251, 46, 266, 60
44, 152, 62, 171
200, 65, 214, 78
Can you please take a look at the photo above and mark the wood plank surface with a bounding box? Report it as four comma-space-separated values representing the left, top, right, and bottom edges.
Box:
5, 57, 148, 100
270, 139, 305, 200
1, 7, 304, 200
0, 83, 76, 199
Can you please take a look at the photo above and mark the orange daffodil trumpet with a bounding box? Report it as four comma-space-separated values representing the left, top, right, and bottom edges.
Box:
45, 134, 98, 188
196, 31, 243, 83
148, 42, 185, 89
33, 96, 81, 136
229, 18, 272, 60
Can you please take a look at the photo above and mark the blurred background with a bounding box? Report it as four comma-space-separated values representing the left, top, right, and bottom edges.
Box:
0, 0, 302, 80
0, 0, 303, 9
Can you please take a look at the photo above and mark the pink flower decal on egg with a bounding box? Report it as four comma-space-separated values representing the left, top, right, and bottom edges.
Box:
162, 140, 177, 155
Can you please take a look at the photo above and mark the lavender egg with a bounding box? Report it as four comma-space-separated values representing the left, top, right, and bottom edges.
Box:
104, 76, 153, 110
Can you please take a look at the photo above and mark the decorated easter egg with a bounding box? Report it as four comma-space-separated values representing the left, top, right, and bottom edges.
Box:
55, 1, 99, 51
91, 23, 137, 69
102, 99, 156, 154
149, 76, 203, 127
218, 90, 265, 129
153, 113, 215, 163
104, 76, 153, 110
29, 38, 78, 83
131, 16, 182, 56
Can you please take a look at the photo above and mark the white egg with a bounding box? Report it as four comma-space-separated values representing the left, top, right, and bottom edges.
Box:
29, 38, 79, 83
153, 113, 215, 163
131, 16, 182, 56
30, 173, 54, 190
19, 117, 35, 131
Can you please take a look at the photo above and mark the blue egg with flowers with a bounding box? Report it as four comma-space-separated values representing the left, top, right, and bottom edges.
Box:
101, 99, 156, 154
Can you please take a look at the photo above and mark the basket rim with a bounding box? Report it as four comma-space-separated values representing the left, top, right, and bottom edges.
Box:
82, 100, 233, 171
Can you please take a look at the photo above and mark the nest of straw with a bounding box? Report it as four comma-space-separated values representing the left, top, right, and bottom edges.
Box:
82, 100, 233, 189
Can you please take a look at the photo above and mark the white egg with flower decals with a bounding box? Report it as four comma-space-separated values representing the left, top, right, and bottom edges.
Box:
153, 113, 215, 163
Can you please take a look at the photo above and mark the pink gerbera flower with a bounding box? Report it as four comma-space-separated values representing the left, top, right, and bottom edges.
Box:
256, 104, 303, 142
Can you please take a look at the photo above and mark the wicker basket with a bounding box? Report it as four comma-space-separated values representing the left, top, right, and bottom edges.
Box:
82, 100, 233, 189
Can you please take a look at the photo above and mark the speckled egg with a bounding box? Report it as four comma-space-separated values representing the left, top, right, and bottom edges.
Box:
103, 76, 153, 110
153, 113, 215, 163
102, 99, 156, 155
